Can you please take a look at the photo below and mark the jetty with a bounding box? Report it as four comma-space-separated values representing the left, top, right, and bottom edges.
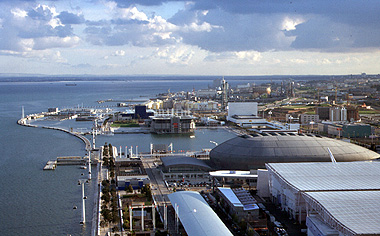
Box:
43, 160, 57, 170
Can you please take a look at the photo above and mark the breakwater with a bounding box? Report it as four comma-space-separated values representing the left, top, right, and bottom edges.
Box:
17, 117, 92, 151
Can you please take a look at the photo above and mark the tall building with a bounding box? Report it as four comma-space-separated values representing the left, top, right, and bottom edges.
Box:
315, 107, 330, 120
347, 106, 360, 122
221, 78, 229, 110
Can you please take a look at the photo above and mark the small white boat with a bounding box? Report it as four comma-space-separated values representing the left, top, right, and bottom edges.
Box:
80, 166, 87, 169
190, 135, 195, 139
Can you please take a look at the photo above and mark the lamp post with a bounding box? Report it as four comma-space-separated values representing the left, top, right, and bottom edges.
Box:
78, 179, 87, 225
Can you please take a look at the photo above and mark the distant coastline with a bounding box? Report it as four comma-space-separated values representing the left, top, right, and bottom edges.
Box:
0, 74, 347, 84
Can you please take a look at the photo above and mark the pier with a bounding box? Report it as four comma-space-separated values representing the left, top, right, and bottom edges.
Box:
43, 160, 57, 170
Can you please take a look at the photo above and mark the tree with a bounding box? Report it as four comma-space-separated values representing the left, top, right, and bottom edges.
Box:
128, 185, 133, 193
101, 193, 111, 203
112, 226, 119, 232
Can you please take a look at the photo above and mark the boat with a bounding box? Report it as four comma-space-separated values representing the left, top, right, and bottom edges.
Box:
190, 135, 195, 138
65, 83, 77, 86
80, 166, 87, 169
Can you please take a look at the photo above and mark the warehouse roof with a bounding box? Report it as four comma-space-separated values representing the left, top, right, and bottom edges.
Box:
168, 191, 232, 236
303, 191, 380, 235
266, 161, 380, 192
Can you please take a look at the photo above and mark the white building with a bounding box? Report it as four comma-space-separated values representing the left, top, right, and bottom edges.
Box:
258, 162, 380, 236
227, 102, 265, 127
299, 114, 319, 124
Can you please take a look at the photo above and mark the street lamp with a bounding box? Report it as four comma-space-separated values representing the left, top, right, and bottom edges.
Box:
78, 179, 87, 225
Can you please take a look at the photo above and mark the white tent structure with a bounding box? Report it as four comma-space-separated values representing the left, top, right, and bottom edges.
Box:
168, 191, 232, 236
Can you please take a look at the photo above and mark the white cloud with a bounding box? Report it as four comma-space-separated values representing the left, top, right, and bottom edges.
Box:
113, 50, 125, 56
0, 48, 67, 63
33, 36, 80, 50
155, 45, 195, 65
11, 8, 27, 18
282, 16, 305, 31
119, 6, 148, 21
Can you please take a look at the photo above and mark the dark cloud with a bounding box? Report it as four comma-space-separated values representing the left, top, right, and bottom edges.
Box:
57, 11, 85, 24
100, 0, 380, 52
169, 8, 291, 52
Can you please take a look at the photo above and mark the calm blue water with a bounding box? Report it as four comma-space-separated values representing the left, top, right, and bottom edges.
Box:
0, 76, 327, 235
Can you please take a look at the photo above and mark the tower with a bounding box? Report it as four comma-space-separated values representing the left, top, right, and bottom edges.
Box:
221, 77, 229, 110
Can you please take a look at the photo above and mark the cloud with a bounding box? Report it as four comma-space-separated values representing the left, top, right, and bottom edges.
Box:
57, 11, 85, 24
84, 6, 179, 47
170, 8, 294, 52
0, 3, 81, 54
155, 45, 195, 65
113, 50, 125, 56
102, 0, 380, 53
205, 50, 262, 64
0, 48, 67, 63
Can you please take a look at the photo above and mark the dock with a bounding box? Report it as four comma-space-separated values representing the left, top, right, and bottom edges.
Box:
43, 160, 57, 170
57, 156, 87, 165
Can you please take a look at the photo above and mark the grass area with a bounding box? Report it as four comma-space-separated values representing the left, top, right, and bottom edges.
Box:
359, 110, 380, 114
305, 111, 316, 115
111, 123, 140, 127
282, 105, 311, 109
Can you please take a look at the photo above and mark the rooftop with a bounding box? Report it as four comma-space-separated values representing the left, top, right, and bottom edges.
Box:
161, 155, 211, 170
266, 161, 380, 192
168, 191, 232, 236
218, 187, 259, 211
304, 191, 380, 235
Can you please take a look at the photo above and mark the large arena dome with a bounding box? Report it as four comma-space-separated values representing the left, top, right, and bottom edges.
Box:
210, 133, 380, 170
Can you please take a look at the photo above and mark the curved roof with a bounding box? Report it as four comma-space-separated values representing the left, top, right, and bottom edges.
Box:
161, 155, 211, 170
210, 134, 380, 170
168, 191, 233, 236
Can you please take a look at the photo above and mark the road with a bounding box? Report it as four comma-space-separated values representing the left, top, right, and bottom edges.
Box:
141, 157, 178, 235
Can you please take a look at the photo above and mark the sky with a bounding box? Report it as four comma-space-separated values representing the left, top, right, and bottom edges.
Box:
0, 0, 380, 76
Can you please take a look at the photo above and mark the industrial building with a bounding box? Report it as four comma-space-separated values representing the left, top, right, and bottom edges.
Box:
160, 155, 211, 184
168, 191, 233, 236
258, 162, 380, 236
318, 122, 372, 138
209, 134, 379, 170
